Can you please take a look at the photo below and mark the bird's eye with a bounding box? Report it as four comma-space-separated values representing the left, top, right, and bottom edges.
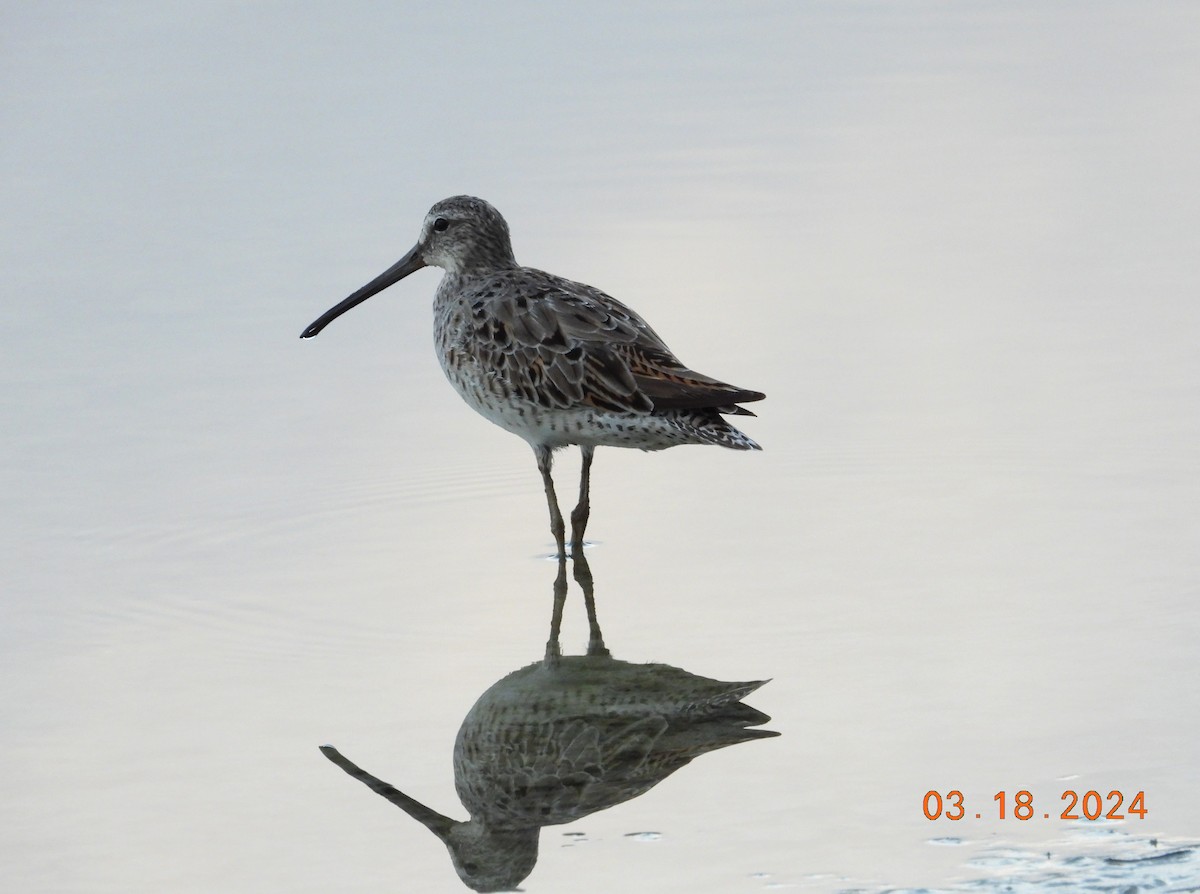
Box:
433, 217, 449, 232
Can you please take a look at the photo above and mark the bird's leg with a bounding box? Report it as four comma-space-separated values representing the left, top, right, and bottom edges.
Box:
535, 445, 567, 558
569, 445, 595, 551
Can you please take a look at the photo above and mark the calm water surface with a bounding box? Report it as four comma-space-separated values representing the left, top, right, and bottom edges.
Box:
3, 3, 1198, 892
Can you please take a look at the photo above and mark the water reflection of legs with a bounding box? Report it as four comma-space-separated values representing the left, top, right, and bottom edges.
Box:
572, 543, 609, 658
544, 542, 609, 665
544, 553, 569, 664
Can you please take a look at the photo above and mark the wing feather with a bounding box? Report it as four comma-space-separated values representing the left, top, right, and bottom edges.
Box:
463, 268, 764, 414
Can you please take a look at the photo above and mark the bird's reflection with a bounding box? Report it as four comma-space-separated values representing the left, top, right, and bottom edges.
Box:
321, 548, 778, 892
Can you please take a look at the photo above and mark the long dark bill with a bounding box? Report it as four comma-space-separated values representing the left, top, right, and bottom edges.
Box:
300, 243, 426, 338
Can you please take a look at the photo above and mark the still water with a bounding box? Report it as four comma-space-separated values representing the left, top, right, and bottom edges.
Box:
3, 3, 1198, 892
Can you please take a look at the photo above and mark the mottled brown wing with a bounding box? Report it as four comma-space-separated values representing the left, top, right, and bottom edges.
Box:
467, 268, 764, 414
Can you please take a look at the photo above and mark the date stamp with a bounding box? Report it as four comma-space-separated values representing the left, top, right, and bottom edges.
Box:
923, 789, 1147, 821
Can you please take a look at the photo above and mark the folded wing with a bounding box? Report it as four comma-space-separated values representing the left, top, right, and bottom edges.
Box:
468, 269, 765, 416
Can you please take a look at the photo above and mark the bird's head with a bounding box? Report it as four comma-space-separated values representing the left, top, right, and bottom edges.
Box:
300, 195, 515, 339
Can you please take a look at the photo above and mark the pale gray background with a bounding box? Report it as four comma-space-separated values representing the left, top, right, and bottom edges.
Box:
3, 3, 1198, 891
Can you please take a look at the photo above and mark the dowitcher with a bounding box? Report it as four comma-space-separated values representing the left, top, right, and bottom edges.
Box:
301, 196, 764, 555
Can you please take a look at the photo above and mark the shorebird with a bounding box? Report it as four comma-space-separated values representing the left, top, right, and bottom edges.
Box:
301, 196, 764, 556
